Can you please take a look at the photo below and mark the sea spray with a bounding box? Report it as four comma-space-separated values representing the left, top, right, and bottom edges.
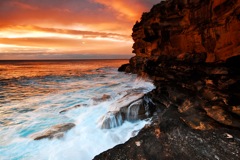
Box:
0, 60, 155, 160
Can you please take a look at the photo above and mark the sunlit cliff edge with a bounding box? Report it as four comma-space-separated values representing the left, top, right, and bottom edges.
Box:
127, 0, 240, 74
94, 0, 240, 159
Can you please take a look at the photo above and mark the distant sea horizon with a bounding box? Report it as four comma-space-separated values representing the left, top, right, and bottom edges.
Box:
0, 58, 130, 61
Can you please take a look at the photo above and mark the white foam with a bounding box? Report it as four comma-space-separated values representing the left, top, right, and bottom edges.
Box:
0, 69, 155, 160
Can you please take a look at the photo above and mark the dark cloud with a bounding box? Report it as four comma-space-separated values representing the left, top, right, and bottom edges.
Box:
0, 0, 119, 26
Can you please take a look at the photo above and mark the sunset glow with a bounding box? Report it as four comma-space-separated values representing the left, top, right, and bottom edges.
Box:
0, 0, 159, 60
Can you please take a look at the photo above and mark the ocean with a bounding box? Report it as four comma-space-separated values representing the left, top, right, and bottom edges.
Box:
0, 60, 155, 160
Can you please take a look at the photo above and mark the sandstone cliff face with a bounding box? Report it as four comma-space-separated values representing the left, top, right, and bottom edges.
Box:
130, 0, 240, 73
96, 1, 240, 159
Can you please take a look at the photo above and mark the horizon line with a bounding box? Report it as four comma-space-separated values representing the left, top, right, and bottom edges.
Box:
0, 58, 130, 61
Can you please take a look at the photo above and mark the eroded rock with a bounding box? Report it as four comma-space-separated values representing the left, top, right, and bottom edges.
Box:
99, 98, 146, 129
59, 104, 82, 114
126, 0, 240, 74
107, 0, 240, 159
118, 63, 131, 72
99, 111, 123, 129
31, 123, 75, 140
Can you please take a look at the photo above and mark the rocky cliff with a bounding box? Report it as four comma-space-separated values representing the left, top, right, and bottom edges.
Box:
122, 0, 240, 74
95, 0, 240, 159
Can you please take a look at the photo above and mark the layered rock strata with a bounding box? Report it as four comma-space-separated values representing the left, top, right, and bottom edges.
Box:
96, 57, 240, 159
121, 0, 240, 74
95, 0, 240, 159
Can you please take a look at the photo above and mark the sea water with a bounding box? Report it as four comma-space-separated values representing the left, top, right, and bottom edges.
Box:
0, 60, 155, 160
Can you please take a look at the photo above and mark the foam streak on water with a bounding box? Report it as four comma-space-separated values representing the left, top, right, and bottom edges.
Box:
0, 60, 155, 160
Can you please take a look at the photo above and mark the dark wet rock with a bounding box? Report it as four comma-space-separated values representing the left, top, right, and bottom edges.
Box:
31, 123, 75, 140
59, 104, 82, 114
110, 92, 144, 110
99, 111, 123, 129
177, 52, 207, 63
99, 96, 147, 129
123, 99, 144, 121
118, 63, 131, 72
98, 87, 158, 129
94, 122, 240, 160
98, 62, 240, 158
203, 105, 240, 128
95, 86, 240, 159
226, 55, 240, 68
98, 0, 240, 159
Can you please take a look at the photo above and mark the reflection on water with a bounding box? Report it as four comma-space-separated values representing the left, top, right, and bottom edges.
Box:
0, 60, 126, 79
0, 60, 127, 105
0, 60, 155, 160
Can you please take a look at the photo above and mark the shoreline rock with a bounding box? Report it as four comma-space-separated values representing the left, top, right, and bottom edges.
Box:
95, 0, 240, 159
59, 104, 82, 114
95, 57, 240, 160
31, 123, 75, 140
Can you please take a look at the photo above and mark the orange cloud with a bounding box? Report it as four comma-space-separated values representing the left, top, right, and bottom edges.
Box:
93, 0, 142, 21
93, 0, 159, 21
0, 36, 132, 54
0, 0, 159, 59
0, 25, 131, 40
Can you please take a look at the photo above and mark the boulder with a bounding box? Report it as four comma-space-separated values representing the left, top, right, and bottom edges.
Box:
118, 63, 131, 72
59, 104, 82, 114
31, 123, 75, 140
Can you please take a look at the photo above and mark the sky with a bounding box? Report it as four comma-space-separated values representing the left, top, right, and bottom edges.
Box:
0, 0, 160, 60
